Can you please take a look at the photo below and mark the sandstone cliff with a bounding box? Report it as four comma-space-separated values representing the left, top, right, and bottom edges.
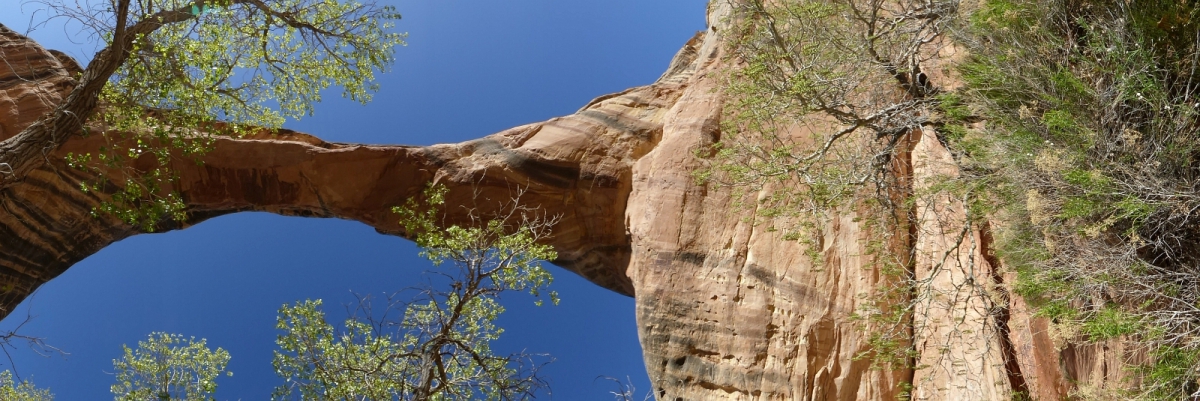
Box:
0, 2, 1121, 400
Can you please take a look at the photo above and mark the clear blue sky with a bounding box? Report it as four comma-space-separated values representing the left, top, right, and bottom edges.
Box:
0, 1, 706, 399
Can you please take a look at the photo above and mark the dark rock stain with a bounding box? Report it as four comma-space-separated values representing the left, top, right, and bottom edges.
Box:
503, 153, 580, 189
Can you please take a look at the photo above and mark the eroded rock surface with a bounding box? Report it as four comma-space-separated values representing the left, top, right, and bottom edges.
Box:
0, 3, 1123, 400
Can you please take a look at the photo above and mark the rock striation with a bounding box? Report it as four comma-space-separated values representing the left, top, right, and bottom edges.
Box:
0, 3, 1130, 400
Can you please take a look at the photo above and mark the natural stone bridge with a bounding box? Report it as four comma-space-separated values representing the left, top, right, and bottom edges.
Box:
0, 2, 1127, 399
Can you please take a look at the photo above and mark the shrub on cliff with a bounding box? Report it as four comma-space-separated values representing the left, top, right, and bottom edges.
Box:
955, 0, 1200, 398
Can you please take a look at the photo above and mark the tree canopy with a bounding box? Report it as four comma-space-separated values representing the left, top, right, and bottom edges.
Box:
111, 333, 232, 401
11, 0, 404, 228
272, 186, 558, 400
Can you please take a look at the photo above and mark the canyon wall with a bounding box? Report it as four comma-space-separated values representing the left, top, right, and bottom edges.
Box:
0, 2, 1122, 399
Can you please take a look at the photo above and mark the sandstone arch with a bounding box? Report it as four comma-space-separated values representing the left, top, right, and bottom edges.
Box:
0, 2, 1125, 399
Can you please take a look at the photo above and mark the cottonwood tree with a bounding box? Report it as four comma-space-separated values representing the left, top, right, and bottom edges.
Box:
0, 332, 230, 401
0, 370, 52, 401
110, 333, 232, 401
12, 0, 403, 229
0, 0, 402, 364
272, 186, 559, 400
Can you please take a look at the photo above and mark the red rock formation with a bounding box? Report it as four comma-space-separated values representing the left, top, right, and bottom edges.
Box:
0, 3, 1128, 400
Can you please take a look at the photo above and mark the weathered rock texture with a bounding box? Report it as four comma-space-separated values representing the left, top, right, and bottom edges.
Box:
0, 2, 1126, 400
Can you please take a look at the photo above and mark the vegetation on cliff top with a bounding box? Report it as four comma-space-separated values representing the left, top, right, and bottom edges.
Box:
958, 0, 1200, 397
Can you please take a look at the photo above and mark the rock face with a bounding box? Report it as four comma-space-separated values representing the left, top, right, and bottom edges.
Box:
0, 3, 1127, 400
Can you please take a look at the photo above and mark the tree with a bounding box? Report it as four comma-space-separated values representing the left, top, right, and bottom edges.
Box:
709, 0, 961, 373
712, 0, 954, 217
0, 370, 53, 401
271, 185, 559, 400
0, 3, 577, 386
110, 332, 232, 401
14, 0, 403, 229
0, 0, 402, 378
0, 333, 233, 401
